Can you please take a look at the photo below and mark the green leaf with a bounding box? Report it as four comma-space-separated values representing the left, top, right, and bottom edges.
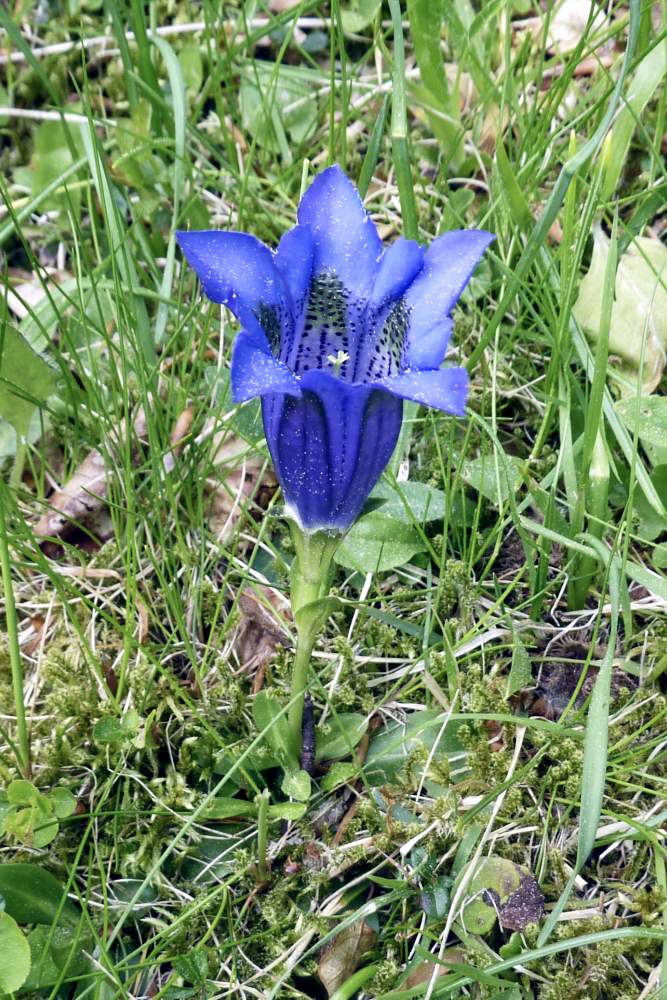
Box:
252, 691, 297, 769
315, 714, 367, 762
30, 118, 84, 215
633, 467, 667, 540
31, 807, 59, 849
365, 710, 464, 786
340, 0, 381, 32
406, 0, 447, 104
0, 864, 80, 928
173, 948, 208, 985
268, 801, 308, 821
602, 38, 667, 200
281, 769, 311, 802
653, 543, 667, 571
0, 325, 57, 438
178, 43, 204, 94
0, 911, 31, 994
504, 632, 532, 699
371, 480, 446, 522
461, 454, 524, 506
335, 511, 426, 573
321, 762, 358, 792
199, 797, 255, 821
92, 716, 127, 745
239, 63, 319, 157
108, 879, 158, 910
406, 0, 462, 159
0, 83, 9, 126
615, 396, 667, 449
495, 140, 533, 230
7, 780, 40, 806
22, 924, 89, 992
294, 596, 340, 640
574, 228, 667, 393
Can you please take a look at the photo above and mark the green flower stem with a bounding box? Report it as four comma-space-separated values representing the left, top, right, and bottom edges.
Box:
287, 522, 341, 754
0, 485, 31, 778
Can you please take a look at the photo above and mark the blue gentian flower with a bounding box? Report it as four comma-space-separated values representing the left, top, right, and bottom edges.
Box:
177, 166, 493, 532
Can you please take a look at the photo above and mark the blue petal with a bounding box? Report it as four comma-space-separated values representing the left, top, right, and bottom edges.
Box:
407, 319, 453, 369
261, 370, 402, 531
404, 230, 494, 365
369, 238, 424, 309
377, 366, 469, 416
274, 225, 314, 317
176, 230, 290, 348
231, 331, 302, 403
296, 165, 382, 298
352, 238, 424, 382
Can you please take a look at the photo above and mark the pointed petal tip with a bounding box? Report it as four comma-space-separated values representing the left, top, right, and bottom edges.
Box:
377, 366, 469, 416
231, 331, 302, 404
296, 164, 382, 296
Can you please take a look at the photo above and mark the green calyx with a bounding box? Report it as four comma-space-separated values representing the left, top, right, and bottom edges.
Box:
288, 521, 341, 623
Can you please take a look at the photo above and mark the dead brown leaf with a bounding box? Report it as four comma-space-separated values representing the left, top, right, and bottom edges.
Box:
34, 408, 147, 544
547, 0, 606, 54
206, 431, 277, 542
21, 614, 47, 657
6, 267, 72, 321
404, 950, 465, 988
233, 587, 290, 693
318, 921, 376, 997
166, 406, 194, 466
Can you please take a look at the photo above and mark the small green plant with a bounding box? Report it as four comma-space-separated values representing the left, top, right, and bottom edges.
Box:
0, 780, 76, 849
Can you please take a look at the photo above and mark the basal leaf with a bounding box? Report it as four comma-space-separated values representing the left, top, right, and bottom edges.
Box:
30, 118, 84, 215
371, 480, 446, 522
334, 511, 426, 573
281, 769, 311, 802
315, 714, 367, 762
0, 912, 30, 994
574, 228, 667, 394
252, 691, 297, 768
615, 396, 667, 449
22, 924, 89, 992
365, 710, 465, 786
0, 864, 80, 928
0, 325, 57, 438
461, 454, 523, 506
239, 63, 319, 157
340, 0, 381, 32
504, 632, 533, 699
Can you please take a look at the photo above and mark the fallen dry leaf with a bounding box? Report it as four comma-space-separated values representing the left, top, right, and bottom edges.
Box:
6, 267, 72, 321
206, 430, 277, 542
233, 586, 290, 693
547, 0, 606, 54
163, 405, 194, 473
318, 920, 376, 997
404, 949, 465, 989
34, 408, 147, 544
